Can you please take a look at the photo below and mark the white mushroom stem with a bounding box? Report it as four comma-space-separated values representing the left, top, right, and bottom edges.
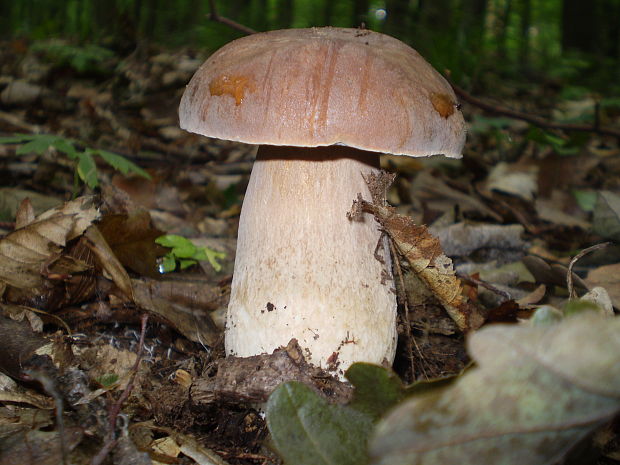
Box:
225, 145, 397, 375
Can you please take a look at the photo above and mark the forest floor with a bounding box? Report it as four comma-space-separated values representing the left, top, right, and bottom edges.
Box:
0, 37, 619, 465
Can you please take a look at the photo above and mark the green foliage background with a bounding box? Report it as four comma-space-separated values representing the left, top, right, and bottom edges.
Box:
1, 0, 619, 91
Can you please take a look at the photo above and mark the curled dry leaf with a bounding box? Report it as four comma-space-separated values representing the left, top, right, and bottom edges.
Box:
83, 226, 133, 300
352, 181, 484, 331
370, 312, 620, 465
0, 196, 99, 290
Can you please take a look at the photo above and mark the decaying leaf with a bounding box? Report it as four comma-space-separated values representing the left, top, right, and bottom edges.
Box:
83, 225, 133, 300
0, 427, 83, 465
592, 191, 620, 241
485, 161, 538, 201
430, 222, 525, 259
586, 263, 620, 309
351, 175, 484, 331
370, 312, 620, 465
131, 276, 225, 346
0, 196, 99, 290
96, 211, 166, 279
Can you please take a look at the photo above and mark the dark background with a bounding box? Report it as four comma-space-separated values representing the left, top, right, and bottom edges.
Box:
2, 0, 619, 92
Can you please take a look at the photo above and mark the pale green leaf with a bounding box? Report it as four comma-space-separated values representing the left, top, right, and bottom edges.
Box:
77, 151, 98, 188
370, 313, 620, 465
592, 191, 620, 241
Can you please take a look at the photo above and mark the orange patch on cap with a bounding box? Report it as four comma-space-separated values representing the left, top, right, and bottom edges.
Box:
209, 75, 255, 105
430, 92, 456, 119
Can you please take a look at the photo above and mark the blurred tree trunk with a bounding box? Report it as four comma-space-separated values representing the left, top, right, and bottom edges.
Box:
384, 0, 411, 40
252, 0, 269, 32
459, 0, 487, 53
415, 0, 454, 46
562, 0, 619, 58
494, 0, 513, 60
518, 0, 531, 69
276, 0, 293, 29
562, 0, 598, 55
323, 0, 334, 26
353, 0, 369, 27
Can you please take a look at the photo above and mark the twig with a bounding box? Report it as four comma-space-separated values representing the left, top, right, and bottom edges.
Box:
567, 242, 610, 299
388, 238, 419, 381
207, 0, 257, 35
91, 313, 149, 465
25, 367, 68, 465
457, 272, 512, 301
451, 81, 620, 140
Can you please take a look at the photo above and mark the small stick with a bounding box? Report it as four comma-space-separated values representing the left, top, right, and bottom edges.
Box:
450, 81, 620, 140
207, 0, 257, 35
567, 242, 610, 299
91, 313, 149, 465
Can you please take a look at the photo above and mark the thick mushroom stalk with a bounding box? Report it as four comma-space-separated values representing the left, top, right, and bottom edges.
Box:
226, 145, 397, 373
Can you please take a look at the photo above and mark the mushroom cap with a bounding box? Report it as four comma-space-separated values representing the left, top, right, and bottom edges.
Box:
180, 27, 465, 157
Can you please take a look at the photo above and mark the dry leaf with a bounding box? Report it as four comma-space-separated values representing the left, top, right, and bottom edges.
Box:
131, 276, 225, 345
485, 161, 538, 201
0, 196, 99, 289
83, 226, 134, 300
370, 312, 620, 465
586, 264, 620, 309
353, 185, 484, 331
0, 428, 82, 465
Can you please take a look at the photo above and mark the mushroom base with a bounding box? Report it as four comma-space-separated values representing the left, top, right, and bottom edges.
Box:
225, 145, 397, 377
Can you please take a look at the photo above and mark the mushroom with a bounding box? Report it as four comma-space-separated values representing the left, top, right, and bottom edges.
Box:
179, 27, 465, 375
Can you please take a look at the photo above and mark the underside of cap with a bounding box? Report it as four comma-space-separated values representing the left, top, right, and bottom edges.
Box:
180, 27, 466, 158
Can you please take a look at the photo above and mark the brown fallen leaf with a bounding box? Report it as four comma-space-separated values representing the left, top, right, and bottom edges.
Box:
586, 263, 620, 309
97, 211, 166, 279
0, 196, 99, 290
351, 174, 484, 332
0, 427, 83, 465
83, 225, 134, 300
131, 276, 226, 346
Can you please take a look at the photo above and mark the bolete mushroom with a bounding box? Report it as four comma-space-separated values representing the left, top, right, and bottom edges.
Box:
179, 27, 465, 375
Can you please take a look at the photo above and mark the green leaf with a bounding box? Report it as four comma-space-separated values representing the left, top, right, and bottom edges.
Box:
530, 305, 564, 326
77, 151, 98, 188
370, 313, 620, 465
96, 373, 119, 388
155, 235, 197, 258
346, 363, 404, 420
51, 138, 78, 159
0, 134, 37, 144
193, 246, 226, 272
526, 127, 579, 156
156, 235, 226, 272
95, 149, 151, 179
158, 254, 177, 273
179, 258, 197, 270
16, 135, 60, 155
266, 381, 373, 465
572, 189, 598, 212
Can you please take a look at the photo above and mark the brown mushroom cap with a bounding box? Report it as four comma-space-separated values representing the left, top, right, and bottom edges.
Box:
180, 27, 465, 157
